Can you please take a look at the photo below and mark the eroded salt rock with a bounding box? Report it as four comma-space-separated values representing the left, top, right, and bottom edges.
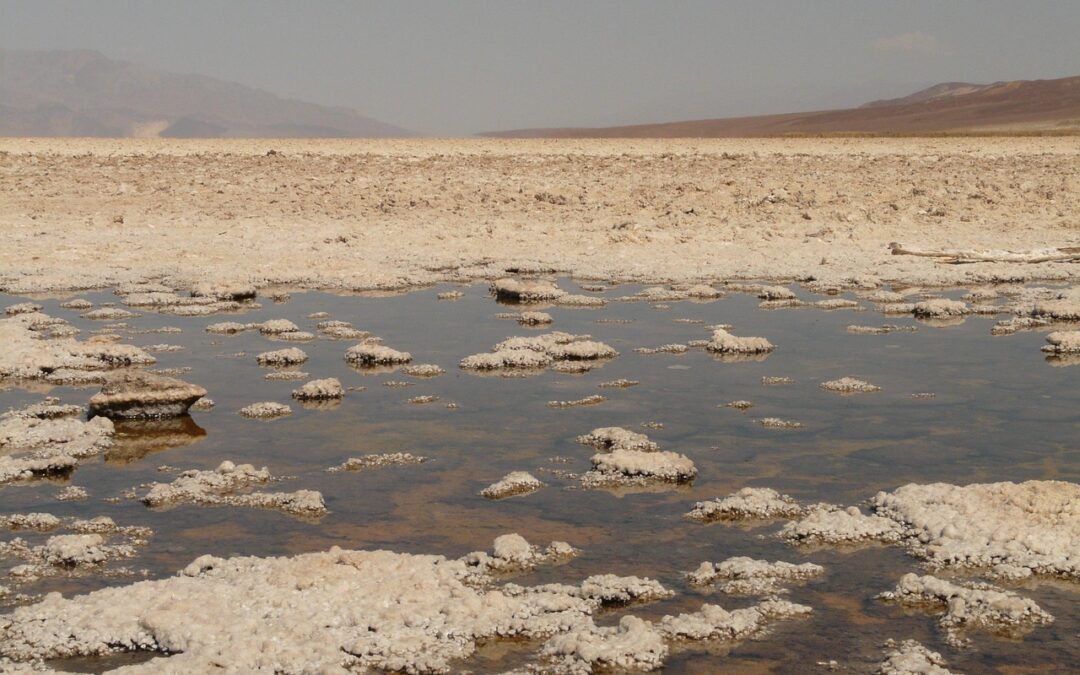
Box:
541, 615, 667, 673
141, 460, 326, 517
0, 401, 114, 484
632, 286, 688, 302
82, 307, 139, 321
685, 284, 721, 299
547, 395, 606, 408
706, 329, 774, 354
492, 278, 566, 303
554, 294, 607, 307
206, 321, 250, 334
5, 303, 42, 316
480, 471, 545, 499
757, 285, 796, 301
991, 316, 1050, 335
189, 398, 214, 411
255, 347, 308, 367
461, 332, 616, 371
686, 557, 824, 594
582, 448, 696, 487
257, 319, 300, 335
820, 377, 881, 394
0, 314, 155, 382
59, 299, 93, 310
1030, 292, 1080, 321
635, 344, 689, 354
238, 402, 292, 419
912, 299, 969, 319
518, 311, 553, 325
408, 395, 440, 405
88, 373, 207, 419
191, 282, 256, 301
551, 360, 596, 374
762, 375, 793, 385
1042, 331, 1080, 354
275, 330, 316, 341
263, 371, 309, 381
847, 324, 917, 335
880, 573, 1053, 647
318, 320, 370, 340
345, 343, 412, 366
291, 378, 344, 401
327, 453, 428, 472
687, 488, 803, 522
402, 363, 445, 377
577, 427, 658, 452
877, 639, 955, 675
862, 290, 908, 304
815, 298, 861, 310
0, 513, 62, 531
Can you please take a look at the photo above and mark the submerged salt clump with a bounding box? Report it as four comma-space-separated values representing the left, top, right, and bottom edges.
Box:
820, 377, 881, 394
140, 460, 326, 517
686, 557, 824, 594
635, 343, 689, 354
480, 471, 545, 499
547, 395, 606, 408
238, 402, 292, 419
255, 347, 308, 367
87, 373, 207, 419
877, 639, 955, 675
291, 378, 345, 401
706, 328, 774, 354
656, 598, 812, 642
58, 298, 93, 310
82, 307, 139, 321
345, 343, 412, 366
880, 573, 1053, 647
205, 321, 251, 334
327, 453, 428, 473
401, 363, 445, 377
0, 513, 62, 531
582, 448, 696, 487
577, 427, 658, 452
687, 487, 803, 522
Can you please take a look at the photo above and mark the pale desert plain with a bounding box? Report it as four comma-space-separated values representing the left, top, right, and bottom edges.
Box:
0, 137, 1079, 674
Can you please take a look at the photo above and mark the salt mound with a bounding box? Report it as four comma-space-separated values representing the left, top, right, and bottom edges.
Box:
687, 487, 803, 521
1042, 331, 1080, 354
345, 343, 412, 366
480, 471, 544, 499
461, 332, 617, 371
781, 505, 903, 545
877, 639, 955, 675
706, 329, 774, 354
0, 314, 155, 382
541, 615, 667, 673
291, 378, 344, 400
912, 299, 969, 319
577, 427, 658, 452
402, 363, 445, 377
257, 319, 299, 335
238, 402, 292, 419
88, 373, 207, 419
686, 557, 824, 594
518, 311, 553, 325
582, 448, 696, 487
820, 377, 881, 394
255, 348, 308, 367
880, 573, 1053, 647
0, 400, 114, 484
491, 277, 566, 302
657, 598, 812, 641
5, 302, 42, 316
327, 453, 428, 472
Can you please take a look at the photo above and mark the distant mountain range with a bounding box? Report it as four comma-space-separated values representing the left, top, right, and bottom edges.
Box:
484, 75, 1080, 137
0, 49, 412, 138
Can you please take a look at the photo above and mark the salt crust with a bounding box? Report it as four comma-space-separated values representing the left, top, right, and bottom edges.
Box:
291, 378, 345, 400
1042, 330, 1080, 354
327, 453, 428, 473
820, 377, 881, 394
255, 347, 308, 366
237, 402, 292, 419
598, 379, 638, 388
686, 557, 824, 594
82, 307, 139, 321
0, 400, 114, 484
0, 314, 155, 383
758, 418, 802, 429
5, 303, 41, 316
480, 471, 545, 499
518, 311, 553, 325
547, 395, 606, 408
725, 400, 754, 410
59, 298, 92, 310
880, 573, 1053, 647
55, 486, 88, 501
576, 427, 658, 452
574, 427, 695, 487
912, 299, 970, 318
634, 344, 689, 354
408, 395, 440, 405
263, 370, 308, 381
401, 363, 445, 377
781, 506, 903, 545
0, 534, 688, 673
492, 277, 566, 302
461, 332, 617, 371
847, 324, 917, 335
345, 343, 412, 366
705, 328, 775, 354
687, 488, 803, 522
140, 460, 326, 517
87, 373, 207, 419
877, 639, 955, 675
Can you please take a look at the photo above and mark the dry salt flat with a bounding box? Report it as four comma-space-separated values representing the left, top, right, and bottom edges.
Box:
0, 136, 1079, 672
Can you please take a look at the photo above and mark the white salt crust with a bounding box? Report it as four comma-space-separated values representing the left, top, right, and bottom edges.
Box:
238, 402, 292, 419
460, 332, 617, 371
1042, 330, 1080, 354
820, 377, 881, 394
880, 573, 1053, 647
686, 557, 825, 595
705, 328, 775, 354
576, 427, 658, 452
912, 298, 970, 319
291, 378, 345, 400
687, 487, 804, 522
877, 639, 955, 675
345, 343, 413, 366
255, 347, 308, 367
327, 453, 428, 473
480, 471, 545, 499
0, 314, 155, 383
0, 400, 114, 484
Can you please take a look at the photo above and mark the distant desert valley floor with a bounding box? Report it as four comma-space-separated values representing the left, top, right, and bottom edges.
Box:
1, 137, 1078, 295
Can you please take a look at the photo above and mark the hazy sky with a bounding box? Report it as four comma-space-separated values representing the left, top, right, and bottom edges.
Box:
4, 0, 1080, 135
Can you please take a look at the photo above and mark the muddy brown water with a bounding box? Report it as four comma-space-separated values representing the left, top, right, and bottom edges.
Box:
2, 280, 1079, 673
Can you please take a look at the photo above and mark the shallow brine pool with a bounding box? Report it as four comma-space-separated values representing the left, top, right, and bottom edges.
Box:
1, 279, 1077, 673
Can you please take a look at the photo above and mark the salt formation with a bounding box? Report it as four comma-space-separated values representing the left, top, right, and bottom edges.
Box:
189, 398, 215, 411
634, 344, 689, 354
912, 299, 970, 319
437, 290, 465, 300
861, 290, 908, 304
55, 486, 88, 501
191, 282, 257, 301
820, 377, 881, 394
880, 573, 1053, 647
59, 298, 93, 310
1042, 331, 1080, 354
264, 371, 308, 381
460, 332, 617, 371
205, 321, 248, 334
814, 298, 861, 310
491, 277, 566, 302
480, 471, 545, 499
291, 378, 345, 400
82, 307, 139, 320
724, 400, 754, 410
761, 376, 793, 385
575, 426, 695, 487
318, 320, 370, 340
402, 363, 445, 377
877, 640, 955, 675
238, 402, 292, 419
5, 302, 41, 316
140, 460, 326, 517
518, 311, 553, 325
598, 379, 638, 388
758, 418, 802, 429
0, 513, 61, 530
327, 453, 428, 472
255, 347, 308, 366
656, 598, 812, 641
0, 313, 154, 383
781, 506, 903, 545
706, 328, 775, 354
257, 319, 300, 334
540, 615, 667, 673
991, 316, 1050, 335
1029, 288, 1080, 321
687, 487, 803, 522
87, 373, 207, 419
757, 285, 797, 300
0, 400, 114, 484
577, 427, 658, 452
686, 557, 824, 594
345, 343, 412, 366
847, 324, 917, 335
547, 395, 606, 408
